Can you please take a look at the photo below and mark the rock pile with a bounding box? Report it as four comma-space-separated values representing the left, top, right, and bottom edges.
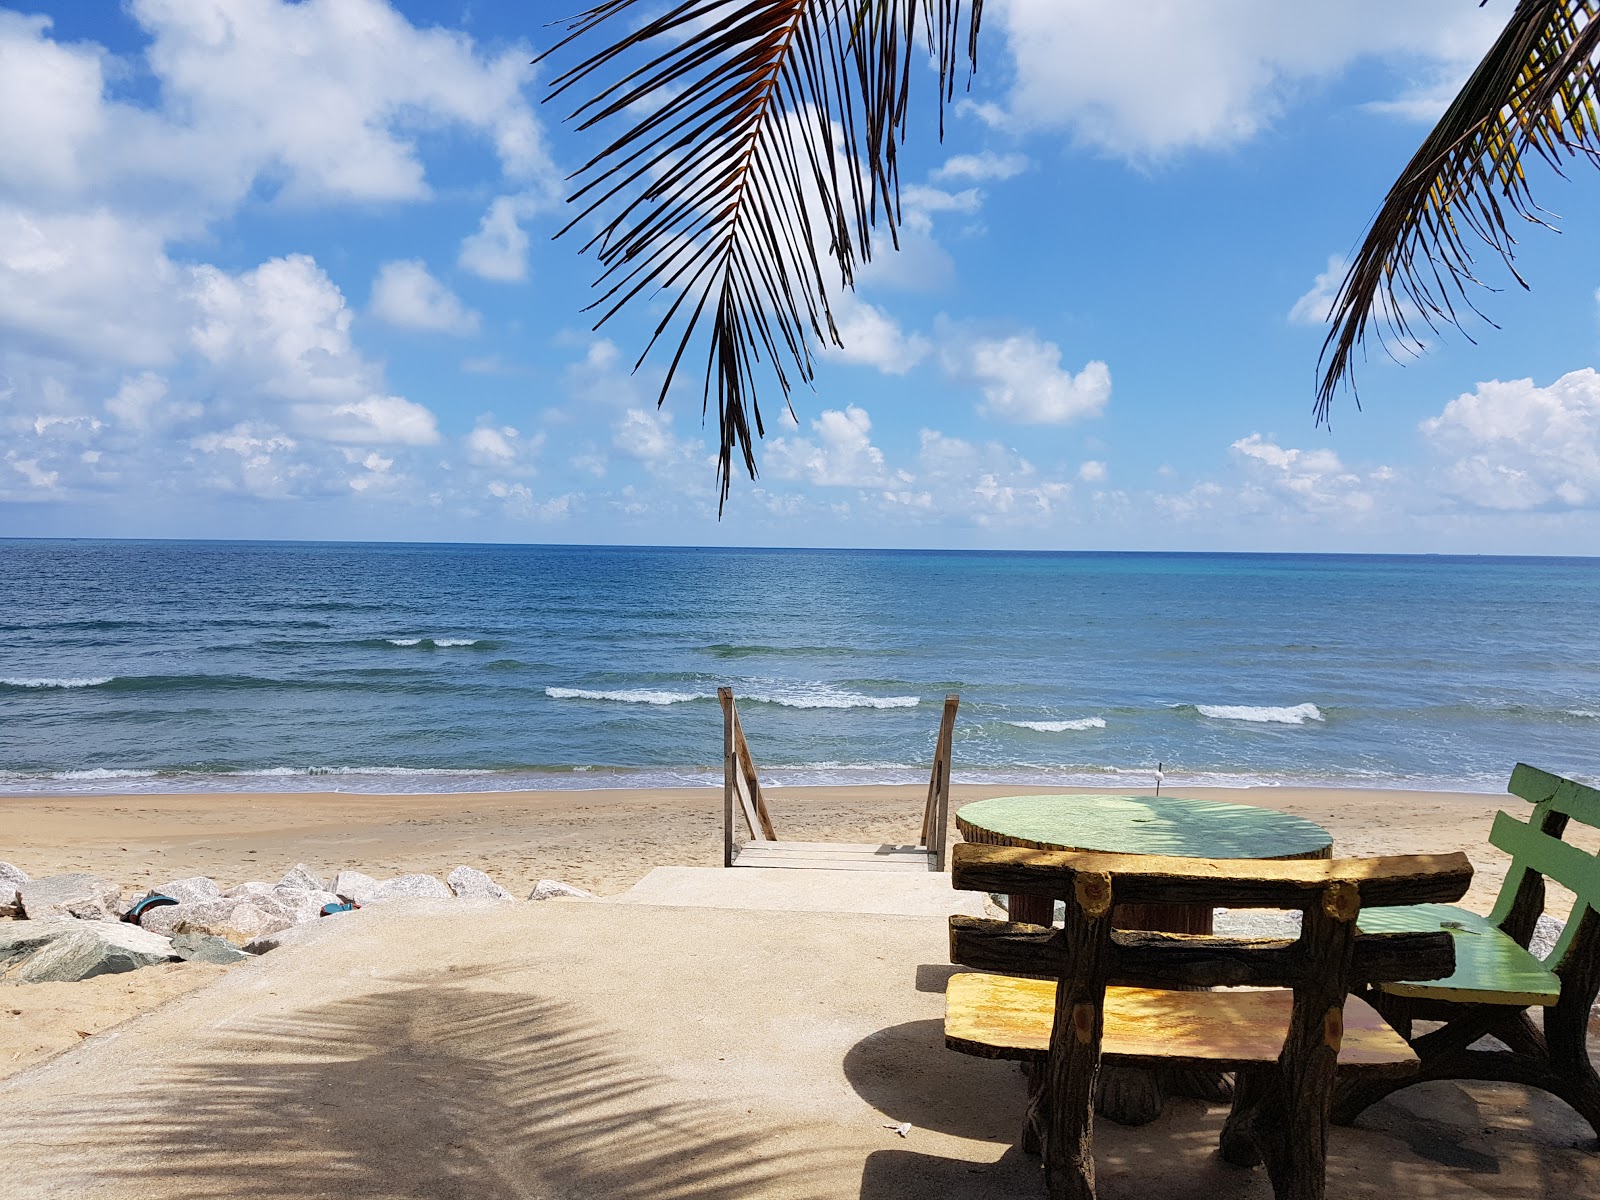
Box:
0, 860, 596, 986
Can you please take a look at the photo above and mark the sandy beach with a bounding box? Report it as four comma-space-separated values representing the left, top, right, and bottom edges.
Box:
0, 781, 1581, 1081
0, 782, 1532, 906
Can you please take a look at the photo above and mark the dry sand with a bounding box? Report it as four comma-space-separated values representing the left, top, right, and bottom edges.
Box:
0, 782, 1530, 904
0, 781, 1584, 1085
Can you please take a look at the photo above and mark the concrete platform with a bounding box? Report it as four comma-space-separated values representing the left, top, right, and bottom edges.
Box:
1, 900, 1596, 1199
613, 864, 989, 917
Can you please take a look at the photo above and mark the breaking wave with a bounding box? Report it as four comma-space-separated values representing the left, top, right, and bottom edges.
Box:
1005, 717, 1107, 732
545, 687, 704, 706
1193, 702, 1324, 725
0, 676, 115, 690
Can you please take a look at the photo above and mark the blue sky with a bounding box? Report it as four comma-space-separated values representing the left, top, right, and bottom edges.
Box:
3, 0, 1600, 553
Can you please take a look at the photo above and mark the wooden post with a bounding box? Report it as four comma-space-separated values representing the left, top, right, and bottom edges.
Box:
934, 694, 953, 876
721, 688, 736, 867
1039, 868, 1114, 1200
921, 694, 960, 870
718, 688, 776, 844
1248, 881, 1360, 1200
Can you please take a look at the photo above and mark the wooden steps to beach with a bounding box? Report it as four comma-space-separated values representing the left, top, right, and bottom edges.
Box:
719, 689, 959, 873
727, 841, 937, 872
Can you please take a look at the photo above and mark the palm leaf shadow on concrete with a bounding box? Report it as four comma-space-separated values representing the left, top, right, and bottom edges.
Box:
19, 965, 831, 1200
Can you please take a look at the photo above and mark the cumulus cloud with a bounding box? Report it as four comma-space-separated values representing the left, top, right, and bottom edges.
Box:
822, 293, 930, 374
931, 152, 1030, 182
464, 419, 543, 470
370, 260, 480, 335
1421, 369, 1600, 510
767, 406, 896, 487
761, 406, 1077, 527
190, 254, 440, 445
947, 331, 1111, 424
995, 0, 1501, 158
459, 194, 538, 282
0, 2, 549, 512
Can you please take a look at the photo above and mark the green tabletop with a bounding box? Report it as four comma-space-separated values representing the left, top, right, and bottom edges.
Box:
954, 794, 1333, 861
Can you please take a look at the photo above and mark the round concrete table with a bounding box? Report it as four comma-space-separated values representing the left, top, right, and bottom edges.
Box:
955, 793, 1333, 927
953, 793, 1333, 1126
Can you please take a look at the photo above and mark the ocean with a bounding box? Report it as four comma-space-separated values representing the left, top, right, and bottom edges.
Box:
1, 540, 1597, 795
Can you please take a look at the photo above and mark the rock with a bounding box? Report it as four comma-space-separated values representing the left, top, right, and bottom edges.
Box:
278, 864, 327, 893
331, 870, 382, 905
221, 882, 274, 899
152, 876, 221, 905
528, 879, 596, 901
5, 922, 176, 983
367, 874, 452, 903
141, 896, 295, 945
170, 931, 250, 964
0, 921, 77, 969
244, 917, 353, 955
18, 873, 122, 922
446, 866, 514, 902
0, 861, 29, 917
270, 886, 343, 924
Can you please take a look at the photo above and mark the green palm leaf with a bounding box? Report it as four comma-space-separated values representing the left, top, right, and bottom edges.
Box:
540, 0, 983, 507
1317, 0, 1600, 419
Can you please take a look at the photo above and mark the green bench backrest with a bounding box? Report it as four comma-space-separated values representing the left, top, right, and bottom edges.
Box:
1489, 764, 1600, 965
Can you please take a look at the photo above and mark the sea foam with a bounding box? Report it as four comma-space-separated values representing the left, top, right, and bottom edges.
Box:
385, 637, 480, 647
1006, 717, 1107, 732
546, 686, 705, 705
1195, 702, 1324, 725
746, 687, 919, 710
1, 676, 114, 689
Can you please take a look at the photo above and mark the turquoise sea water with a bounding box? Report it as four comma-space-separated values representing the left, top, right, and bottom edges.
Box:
1, 540, 1598, 794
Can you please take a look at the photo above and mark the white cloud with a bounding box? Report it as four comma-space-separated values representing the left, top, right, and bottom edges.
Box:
464, 420, 543, 470
1228, 433, 1385, 514
823, 294, 930, 374
931, 152, 1030, 182
0, 3, 542, 511
105, 372, 199, 430
130, 0, 552, 205
995, 0, 1502, 158
485, 481, 572, 521
611, 407, 706, 482
459, 194, 536, 282
907, 430, 1071, 523
190, 253, 439, 445
1289, 255, 1347, 326
767, 405, 895, 487
0, 207, 183, 367
370, 260, 480, 335
950, 331, 1111, 424
1421, 369, 1600, 511
1150, 433, 1395, 526
1078, 460, 1107, 483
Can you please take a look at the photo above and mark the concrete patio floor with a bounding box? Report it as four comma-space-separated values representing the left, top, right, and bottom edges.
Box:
1, 897, 1596, 1199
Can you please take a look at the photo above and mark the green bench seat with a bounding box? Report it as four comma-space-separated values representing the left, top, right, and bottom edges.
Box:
1356, 903, 1560, 1006
1334, 764, 1600, 1141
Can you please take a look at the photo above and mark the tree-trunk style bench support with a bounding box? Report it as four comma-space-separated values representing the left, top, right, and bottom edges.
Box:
718, 688, 959, 872
943, 843, 1472, 1200
1334, 763, 1600, 1139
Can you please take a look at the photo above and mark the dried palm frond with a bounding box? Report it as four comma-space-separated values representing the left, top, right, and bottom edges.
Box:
540, 0, 983, 508
1317, 0, 1600, 420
